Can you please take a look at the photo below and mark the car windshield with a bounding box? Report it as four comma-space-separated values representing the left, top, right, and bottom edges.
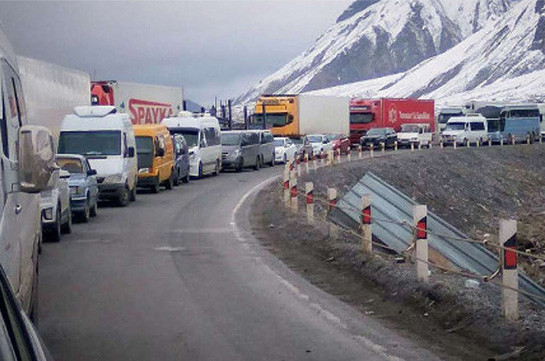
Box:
306, 136, 322, 143
445, 122, 465, 131
58, 131, 121, 156
325, 134, 341, 141
221, 133, 241, 146
170, 128, 199, 147
366, 129, 386, 136
274, 139, 285, 146
136, 136, 153, 154
400, 124, 420, 133
56, 157, 84, 173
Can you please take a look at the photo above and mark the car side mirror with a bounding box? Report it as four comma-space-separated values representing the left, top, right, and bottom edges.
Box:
18, 126, 59, 193
323, 140, 328, 144
127, 146, 135, 158
87, 169, 97, 176
60, 169, 71, 179
157, 148, 165, 157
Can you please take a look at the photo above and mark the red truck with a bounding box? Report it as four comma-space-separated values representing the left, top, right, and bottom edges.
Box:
349, 98, 435, 145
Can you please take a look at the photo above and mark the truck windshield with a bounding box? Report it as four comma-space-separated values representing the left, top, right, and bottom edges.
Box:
56, 158, 84, 173
221, 133, 241, 146
136, 137, 153, 154
254, 114, 288, 127
350, 113, 374, 124
400, 124, 420, 133
169, 128, 199, 147
58, 131, 121, 156
445, 123, 465, 131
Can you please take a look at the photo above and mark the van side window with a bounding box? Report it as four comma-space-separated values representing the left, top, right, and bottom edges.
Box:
123, 133, 128, 154
250, 133, 260, 145
204, 127, 219, 146
470, 122, 485, 131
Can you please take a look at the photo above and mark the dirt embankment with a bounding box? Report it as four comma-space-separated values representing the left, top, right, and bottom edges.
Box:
250, 145, 545, 360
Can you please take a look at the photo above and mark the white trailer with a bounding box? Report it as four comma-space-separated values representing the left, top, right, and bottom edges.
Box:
91, 81, 183, 125
297, 94, 350, 136
18, 56, 91, 142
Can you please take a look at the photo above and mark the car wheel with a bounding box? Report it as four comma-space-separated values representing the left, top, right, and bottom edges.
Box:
182, 171, 190, 183
283, 154, 287, 163
213, 160, 220, 176
236, 157, 244, 173
165, 171, 174, 190
151, 178, 161, 194
270, 153, 275, 166
198, 162, 204, 178
90, 200, 98, 217
118, 185, 131, 206
61, 208, 72, 234
80, 198, 90, 223
29, 260, 39, 325
47, 208, 62, 243
254, 156, 260, 171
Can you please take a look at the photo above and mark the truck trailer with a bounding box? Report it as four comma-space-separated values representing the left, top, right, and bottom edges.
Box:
91, 81, 183, 125
349, 98, 435, 145
253, 94, 349, 138
19, 56, 91, 142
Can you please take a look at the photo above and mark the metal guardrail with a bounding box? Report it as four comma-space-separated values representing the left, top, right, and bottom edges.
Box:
329, 172, 545, 306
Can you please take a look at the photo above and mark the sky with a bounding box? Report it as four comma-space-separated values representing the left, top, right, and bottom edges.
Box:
0, 0, 352, 106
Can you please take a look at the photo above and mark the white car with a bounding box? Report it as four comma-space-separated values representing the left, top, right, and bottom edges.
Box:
303, 134, 332, 158
442, 114, 488, 146
40, 169, 72, 242
397, 123, 433, 148
274, 137, 298, 163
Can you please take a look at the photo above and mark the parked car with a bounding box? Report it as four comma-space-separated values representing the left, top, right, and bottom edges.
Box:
40, 169, 72, 242
56, 154, 99, 222
303, 134, 331, 158
0, 261, 53, 360
58, 106, 138, 206
442, 114, 488, 146
274, 137, 298, 163
134, 124, 175, 193
397, 123, 432, 148
221, 131, 261, 172
162, 115, 222, 178
250, 130, 275, 167
173, 135, 190, 185
360, 128, 397, 149
326, 134, 351, 154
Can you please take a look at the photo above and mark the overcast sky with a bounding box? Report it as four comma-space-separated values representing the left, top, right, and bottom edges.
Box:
0, 1, 352, 106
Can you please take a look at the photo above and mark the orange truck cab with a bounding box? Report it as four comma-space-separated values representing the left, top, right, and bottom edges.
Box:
133, 124, 175, 193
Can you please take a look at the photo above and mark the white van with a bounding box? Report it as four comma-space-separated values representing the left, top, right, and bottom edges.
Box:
441, 114, 488, 146
397, 123, 432, 148
162, 115, 221, 178
58, 106, 138, 206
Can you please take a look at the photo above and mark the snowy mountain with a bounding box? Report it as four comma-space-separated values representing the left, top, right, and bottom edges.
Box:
308, 0, 545, 106
236, 0, 516, 104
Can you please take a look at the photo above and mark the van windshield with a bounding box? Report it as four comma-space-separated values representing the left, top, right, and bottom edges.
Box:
400, 124, 420, 133
221, 133, 241, 146
169, 128, 199, 147
58, 131, 121, 156
445, 123, 465, 131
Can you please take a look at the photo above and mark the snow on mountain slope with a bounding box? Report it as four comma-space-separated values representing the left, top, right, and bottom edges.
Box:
236, 0, 516, 104
307, 0, 545, 106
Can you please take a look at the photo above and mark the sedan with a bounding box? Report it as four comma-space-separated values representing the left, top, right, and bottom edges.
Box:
326, 134, 351, 154
274, 137, 298, 163
360, 128, 397, 149
40, 168, 72, 242
56, 154, 99, 223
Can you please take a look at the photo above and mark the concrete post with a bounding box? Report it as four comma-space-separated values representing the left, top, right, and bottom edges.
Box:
359, 145, 363, 159
305, 182, 314, 225
289, 171, 298, 212
440, 138, 444, 149
500, 136, 504, 146
488, 138, 492, 147
413, 205, 429, 284
347, 150, 351, 162
411, 142, 415, 152
429, 141, 432, 149
527, 134, 531, 145
283, 167, 290, 207
499, 220, 518, 321
512, 135, 516, 146
370, 145, 374, 158
381, 142, 386, 155
328, 188, 338, 239
361, 194, 372, 256
476, 139, 480, 147
453, 141, 457, 150
418, 142, 422, 151
466, 139, 470, 148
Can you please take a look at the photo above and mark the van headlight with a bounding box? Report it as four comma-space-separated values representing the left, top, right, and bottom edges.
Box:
103, 174, 124, 184
138, 168, 150, 174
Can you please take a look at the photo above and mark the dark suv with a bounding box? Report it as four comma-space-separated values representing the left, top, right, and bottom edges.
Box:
221, 131, 262, 172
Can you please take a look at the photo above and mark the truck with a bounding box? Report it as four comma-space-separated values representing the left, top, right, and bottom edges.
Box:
349, 98, 435, 145
18, 56, 91, 142
253, 94, 349, 138
91, 81, 183, 125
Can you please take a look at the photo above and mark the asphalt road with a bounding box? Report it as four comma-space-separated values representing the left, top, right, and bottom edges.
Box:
38, 164, 444, 361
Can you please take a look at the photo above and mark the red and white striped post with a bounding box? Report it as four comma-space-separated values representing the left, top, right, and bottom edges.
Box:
369, 144, 374, 158
381, 142, 386, 155
305, 182, 314, 224
499, 220, 518, 321
413, 205, 429, 283
283, 166, 290, 206
313, 155, 318, 171
358, 145, 363, 159
296, 157, 302, 177
328, 188, 338, 238
394, 141, 398, 152
289, 171, 298, 212
335, 149, 341, 163
304, 153, 309, 174
361, 194, 372, 255
511, 135, 516, 146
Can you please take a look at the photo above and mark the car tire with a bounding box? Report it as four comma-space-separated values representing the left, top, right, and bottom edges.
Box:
165, 171, 174, 190
198, 162, 203, 179
90, 200, 98, 217
129, 183, 137, 202
283, 154, 287, 164
173, 168, 180, 186
61, 208, 72, 234
151, 178, 160, 194
182, 171, 190, 183
213, 160, 220, 176
29, 260, 39, 325
270, 153, 275, 166
118, 185, 131, 206
80, 198, 90, 223
47, 208, 62, 243
254, 156, 260, 171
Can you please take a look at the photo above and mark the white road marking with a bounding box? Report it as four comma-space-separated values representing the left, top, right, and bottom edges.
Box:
75, 239, 112, 244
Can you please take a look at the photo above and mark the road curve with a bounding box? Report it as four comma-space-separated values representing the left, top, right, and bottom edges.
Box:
38, 165, 443, 361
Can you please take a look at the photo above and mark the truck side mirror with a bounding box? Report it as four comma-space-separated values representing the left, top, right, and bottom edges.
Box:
127, 146, 135, 158
18, 126, 58, 193
87, 169, 97, 176
157, 148, 165, 157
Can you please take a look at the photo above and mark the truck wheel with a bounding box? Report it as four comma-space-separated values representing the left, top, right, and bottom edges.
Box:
118, 186, 131, 206
90, 201, 98, 217
61, 209, 72, 234
80, 198, 90, 223
165, 171, 174, 190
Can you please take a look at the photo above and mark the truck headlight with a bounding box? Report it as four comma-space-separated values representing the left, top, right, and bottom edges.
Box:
42, 207, 53, 221
138, 168, 150, 174
104, 174, 124, 184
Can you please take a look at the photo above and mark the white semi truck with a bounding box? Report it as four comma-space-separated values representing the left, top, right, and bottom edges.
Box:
91, 80, 184, 125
